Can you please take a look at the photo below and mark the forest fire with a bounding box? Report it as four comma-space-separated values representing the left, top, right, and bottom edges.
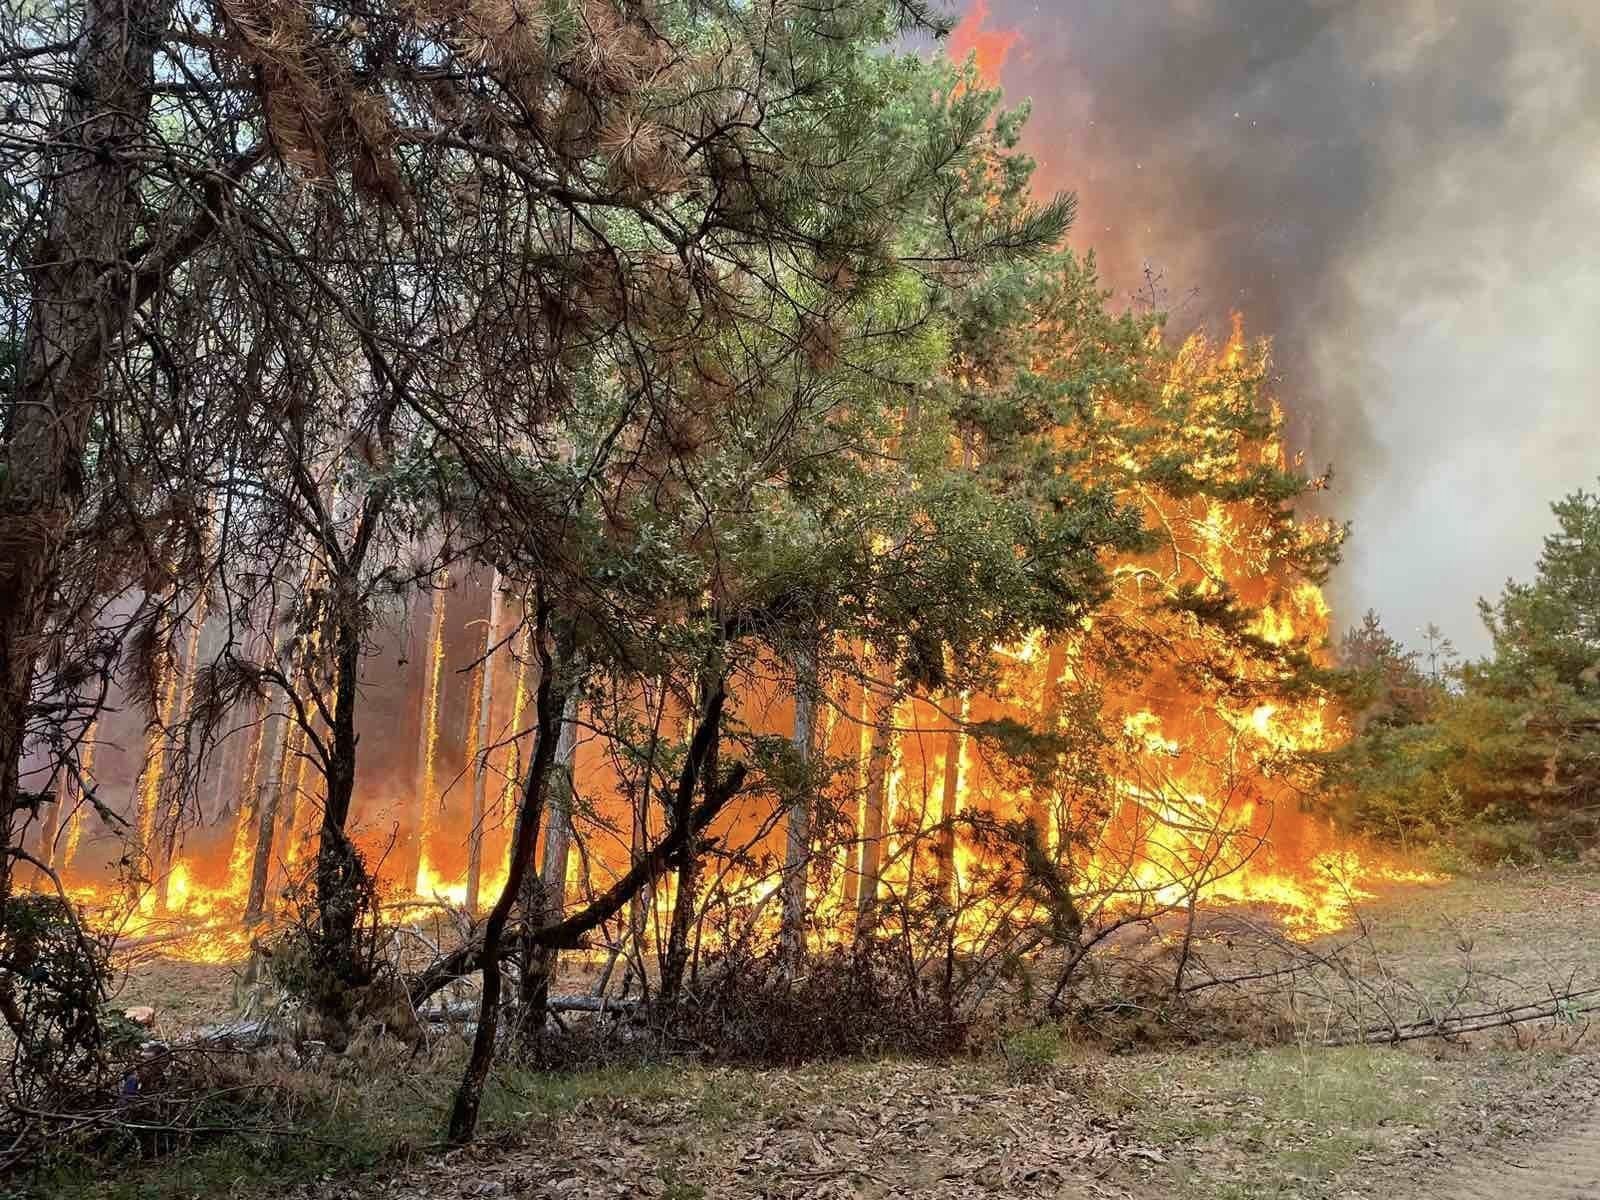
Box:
25, 329, 1429, 967
8, 0, 1588, 1176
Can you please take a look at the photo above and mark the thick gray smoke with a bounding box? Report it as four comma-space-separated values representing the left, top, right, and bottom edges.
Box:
966, 0, 1600, 655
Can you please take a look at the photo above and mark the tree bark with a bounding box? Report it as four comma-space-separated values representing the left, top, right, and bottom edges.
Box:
519, 687, 578, 1022
0, 0, 178, 924
312, 595, 368, 993
448, 602, 569, 1144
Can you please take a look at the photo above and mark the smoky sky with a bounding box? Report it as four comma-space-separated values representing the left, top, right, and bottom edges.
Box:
951, 1, 1600, 655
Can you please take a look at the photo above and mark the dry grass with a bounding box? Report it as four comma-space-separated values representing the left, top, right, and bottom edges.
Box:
26, 865, 1600, 1200
1089, 863, 1600, 1197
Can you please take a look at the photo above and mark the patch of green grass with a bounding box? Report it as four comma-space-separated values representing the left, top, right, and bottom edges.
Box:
483, 1060, 685, 1122
1001, 1023, 1063, 1083
1117, 1044, 1450, 1198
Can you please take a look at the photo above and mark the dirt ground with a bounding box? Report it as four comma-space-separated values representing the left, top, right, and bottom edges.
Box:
77, 865, 1600, 1200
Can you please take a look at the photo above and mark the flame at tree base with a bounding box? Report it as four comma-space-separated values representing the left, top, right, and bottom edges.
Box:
49, 812, 1436, 970
31, 326, 1438, 969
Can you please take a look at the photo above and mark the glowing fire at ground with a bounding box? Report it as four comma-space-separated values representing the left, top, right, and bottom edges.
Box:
29, 327, 1435, 966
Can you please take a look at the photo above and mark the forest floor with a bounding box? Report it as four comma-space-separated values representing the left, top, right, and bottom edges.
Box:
34, 865, 1600, 1200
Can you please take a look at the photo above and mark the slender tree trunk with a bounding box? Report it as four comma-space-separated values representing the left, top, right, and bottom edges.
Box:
855, 684, 898, 932
131, 626, 181, 901
662, 673, 720, 1002
34, 774, 65, 878
520, 689, 578, 1022
499, 624, 535, 823
780, 651, 815, 965
0, 0, 177, 929
244, 689, 292, 925
449, 606, 568, 1144
1025, 640, 1069, 850
411, 574, 449, 890
271, 711, 314, 888
155, 609, 208, 910
935, 695, 966, 903
209, 716, 244, 821
313, 595, 370, 1009
465, 574, 503, 913
224, 595, 284, 901
397, 582, 432, 885
622, 679, 669, 999
57, 730, 95, 875
838, 673, 865, 916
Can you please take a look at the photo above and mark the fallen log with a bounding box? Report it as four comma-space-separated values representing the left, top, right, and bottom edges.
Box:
1326, 985, 1600, 1046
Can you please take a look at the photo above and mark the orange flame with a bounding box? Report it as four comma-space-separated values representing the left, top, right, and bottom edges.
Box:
949, 0, 1021, 85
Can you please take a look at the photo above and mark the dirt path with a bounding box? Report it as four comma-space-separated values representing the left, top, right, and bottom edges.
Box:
1437, 1110, 1600, 1199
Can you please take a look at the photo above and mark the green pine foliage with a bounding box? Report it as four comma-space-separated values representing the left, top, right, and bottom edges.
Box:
1324, 485, 1600, 863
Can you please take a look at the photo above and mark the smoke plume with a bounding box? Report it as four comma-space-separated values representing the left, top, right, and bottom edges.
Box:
956, 0, 1600, 654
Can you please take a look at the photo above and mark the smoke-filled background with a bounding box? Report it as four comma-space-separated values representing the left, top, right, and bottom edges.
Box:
947, 0, 1600, 655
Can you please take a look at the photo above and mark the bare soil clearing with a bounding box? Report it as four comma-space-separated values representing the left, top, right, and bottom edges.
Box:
1434, 1109, 1600, 1200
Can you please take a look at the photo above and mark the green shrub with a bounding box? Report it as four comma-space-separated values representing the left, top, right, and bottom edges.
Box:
1001, 1024, 1062, 1083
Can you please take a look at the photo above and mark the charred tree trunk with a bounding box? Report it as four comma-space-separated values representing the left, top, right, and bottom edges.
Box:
449, 601, 569, 1144
662, 670, 721, 1003
312, 593, 369, 1000
302, 431, 393, 983
519, 688, 578, 1027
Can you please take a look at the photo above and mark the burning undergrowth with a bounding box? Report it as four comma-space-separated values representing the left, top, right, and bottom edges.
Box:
14, 325, 1439, 1123
24, 329, 1433, 1004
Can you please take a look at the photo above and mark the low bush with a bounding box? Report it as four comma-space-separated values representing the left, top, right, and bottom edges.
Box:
999, 1023, 1061, 1082
664, 940, 971, 1066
